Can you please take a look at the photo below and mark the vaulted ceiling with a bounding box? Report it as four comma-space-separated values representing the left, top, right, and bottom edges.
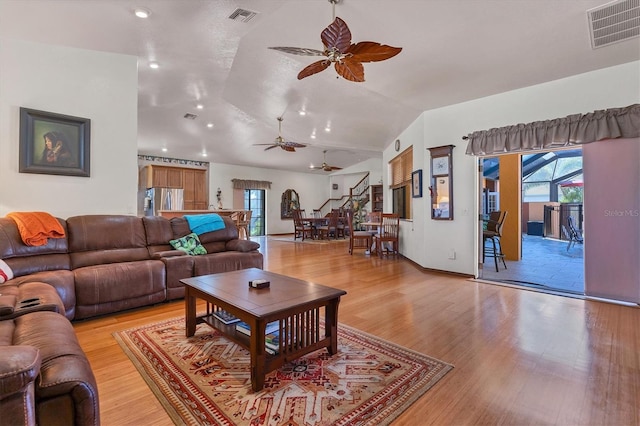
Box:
1, 0, 638, 173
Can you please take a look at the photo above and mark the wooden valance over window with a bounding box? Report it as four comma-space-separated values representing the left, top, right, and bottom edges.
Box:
464, 104, 640, 156
231, 179, 272, 190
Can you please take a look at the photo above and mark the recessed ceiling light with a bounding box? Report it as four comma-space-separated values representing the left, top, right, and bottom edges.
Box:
202, 152, 208, 157
324, 126, 331, 132
161, 147, 167, 152
299, 110, 306, 116
149, 61, 159, 69
207, 123, 214, 128
196, 104, 204, 110
134, 8, 151, 19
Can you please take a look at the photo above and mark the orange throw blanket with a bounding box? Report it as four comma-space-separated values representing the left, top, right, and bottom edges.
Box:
6, 211, 65, 247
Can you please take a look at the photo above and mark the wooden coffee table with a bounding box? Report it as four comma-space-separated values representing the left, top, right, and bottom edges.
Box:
181, 268, 347, 392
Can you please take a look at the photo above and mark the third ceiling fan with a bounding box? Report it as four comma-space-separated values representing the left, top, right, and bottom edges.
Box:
310, 150, 342, 172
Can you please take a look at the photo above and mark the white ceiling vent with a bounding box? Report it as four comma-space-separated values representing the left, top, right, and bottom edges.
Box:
587, 0, 640, 49
228, 8, 258, 23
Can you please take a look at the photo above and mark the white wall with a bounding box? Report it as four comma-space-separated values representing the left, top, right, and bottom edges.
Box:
384, 61, 640, 275
0, 38, 138, 218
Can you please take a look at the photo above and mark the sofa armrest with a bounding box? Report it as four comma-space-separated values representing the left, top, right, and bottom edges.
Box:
0, 345, 41, 426
225, 239, 260, 252
152, 250, 187, 259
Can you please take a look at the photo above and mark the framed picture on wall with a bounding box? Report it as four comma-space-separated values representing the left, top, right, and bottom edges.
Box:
412, 169, 422, 198
19, 107, 91, 177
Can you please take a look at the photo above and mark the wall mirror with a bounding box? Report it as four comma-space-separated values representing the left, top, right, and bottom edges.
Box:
281, 189, 300, 219
428, 145, 455, 220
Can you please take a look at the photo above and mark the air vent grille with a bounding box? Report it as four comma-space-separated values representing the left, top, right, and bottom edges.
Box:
229, 8, 258, 23
588, 0, 640, 48
184, 113, 198, 120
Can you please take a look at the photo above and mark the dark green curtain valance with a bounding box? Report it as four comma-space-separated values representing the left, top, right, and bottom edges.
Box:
465, 104, 640, 156
232, 179, 272, 190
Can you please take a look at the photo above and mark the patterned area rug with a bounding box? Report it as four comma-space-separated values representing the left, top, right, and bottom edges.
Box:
114, 317, 453, 426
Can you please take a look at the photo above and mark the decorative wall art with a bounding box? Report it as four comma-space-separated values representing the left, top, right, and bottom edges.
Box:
412, 169, 422, 198
19, 107, 91, 177
428, 145, 455, 220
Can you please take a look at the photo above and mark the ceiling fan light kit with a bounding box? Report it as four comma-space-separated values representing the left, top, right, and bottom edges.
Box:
269, 0, 402, 82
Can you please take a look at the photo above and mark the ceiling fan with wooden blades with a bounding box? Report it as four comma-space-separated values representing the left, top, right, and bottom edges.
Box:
253, 116, 307, 152
269, 0, 402, 82
310, 150, 343, 172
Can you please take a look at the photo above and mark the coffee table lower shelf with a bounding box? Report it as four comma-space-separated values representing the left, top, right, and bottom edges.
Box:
196, 310, 334, 374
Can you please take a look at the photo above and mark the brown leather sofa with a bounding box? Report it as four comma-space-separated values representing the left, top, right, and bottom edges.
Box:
0, 214, 263, 320
0, 213, 263, 425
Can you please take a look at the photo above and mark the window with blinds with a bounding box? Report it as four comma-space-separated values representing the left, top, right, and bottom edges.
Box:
389, 147, 412, 219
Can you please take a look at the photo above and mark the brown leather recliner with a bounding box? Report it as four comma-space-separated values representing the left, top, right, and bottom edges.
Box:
0, 311, 99, 426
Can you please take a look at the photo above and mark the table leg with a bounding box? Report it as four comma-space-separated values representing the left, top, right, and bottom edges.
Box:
249, 320, 267, 392
185, 288, 196, 337
325, 298, 341, 355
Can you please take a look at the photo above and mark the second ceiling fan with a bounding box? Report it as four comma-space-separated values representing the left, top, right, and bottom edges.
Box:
253, 116, 307, 152
310, 150, 342, 172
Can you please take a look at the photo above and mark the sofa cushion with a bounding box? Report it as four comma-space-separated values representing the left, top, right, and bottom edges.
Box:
225, 239, 260, 252
169, 233, 207, 255
67, 215, 150, 269
8, 271, 76, 320
0, 218, 71, 277
73, 259, 165, 319
170, 216, 239, 243
142, 216, 174, 256
0, 281, 65, 320
193, 251, 264, 276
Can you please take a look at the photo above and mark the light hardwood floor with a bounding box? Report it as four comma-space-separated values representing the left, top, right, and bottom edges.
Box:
73, 236, 640, 425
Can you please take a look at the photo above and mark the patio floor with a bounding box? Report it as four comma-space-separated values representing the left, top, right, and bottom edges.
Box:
480, 234, 584, 295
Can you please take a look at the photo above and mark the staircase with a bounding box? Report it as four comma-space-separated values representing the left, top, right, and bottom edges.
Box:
313, 173, 370, 222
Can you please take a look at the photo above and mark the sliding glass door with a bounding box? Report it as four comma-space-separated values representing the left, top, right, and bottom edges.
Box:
244, 189, 265, 236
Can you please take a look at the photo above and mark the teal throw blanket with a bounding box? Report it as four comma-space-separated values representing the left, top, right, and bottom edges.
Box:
184, 213, 225, 235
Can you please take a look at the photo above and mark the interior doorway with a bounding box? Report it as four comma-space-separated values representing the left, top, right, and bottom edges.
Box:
479, 149, 585, 295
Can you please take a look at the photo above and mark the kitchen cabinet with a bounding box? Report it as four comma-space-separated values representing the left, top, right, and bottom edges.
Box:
142, 165, 183, 189
182, 168, 208, 210
371, 185, 383, 212
140, 165, 209, 210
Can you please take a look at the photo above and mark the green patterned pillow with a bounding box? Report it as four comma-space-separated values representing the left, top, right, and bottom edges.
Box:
169, 233, 207, 256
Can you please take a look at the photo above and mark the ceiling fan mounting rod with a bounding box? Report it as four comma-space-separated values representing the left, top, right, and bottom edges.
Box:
328, 0, 340, 21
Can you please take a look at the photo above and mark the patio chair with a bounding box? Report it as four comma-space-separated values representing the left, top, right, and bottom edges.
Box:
565, 215, 584, 251
483, 210, 508, 272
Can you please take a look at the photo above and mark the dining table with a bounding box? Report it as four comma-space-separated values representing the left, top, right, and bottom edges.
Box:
303, 216, 330, 239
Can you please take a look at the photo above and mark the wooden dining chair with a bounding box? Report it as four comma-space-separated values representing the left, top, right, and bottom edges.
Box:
317, 209, 340, 239
345, 209, 373, 254
292, 209, 313, 240
236, 210, 252, 240
372, 213, 400, 257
